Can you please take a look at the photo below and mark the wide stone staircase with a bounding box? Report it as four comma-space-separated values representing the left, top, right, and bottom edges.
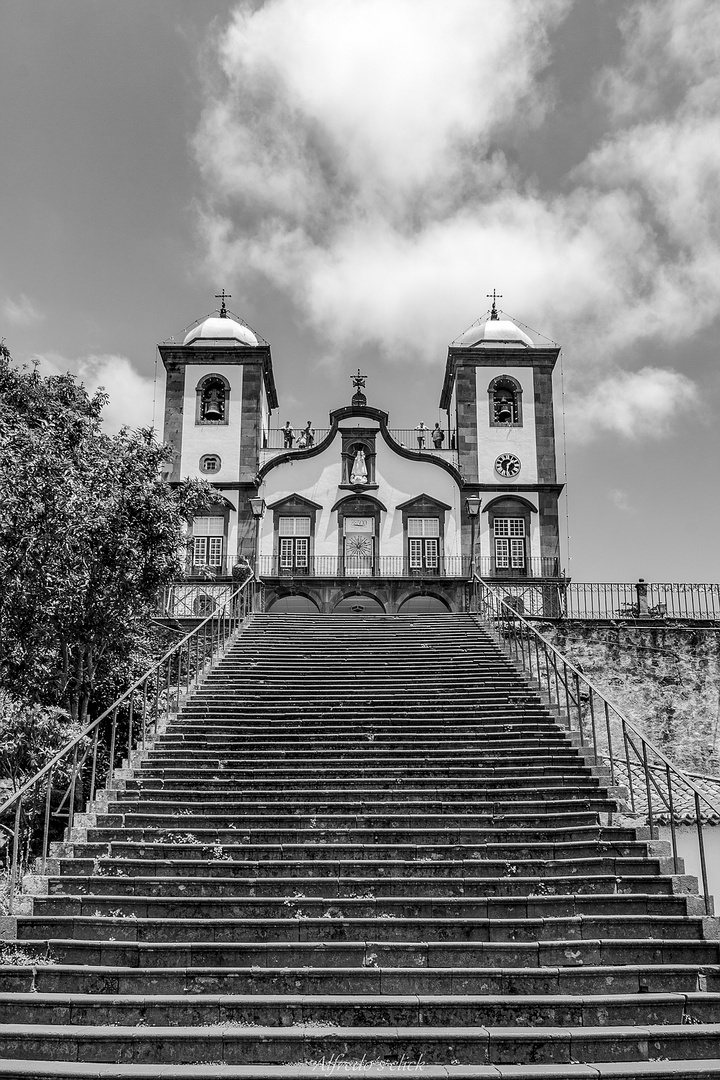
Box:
1, 613, 719, 1077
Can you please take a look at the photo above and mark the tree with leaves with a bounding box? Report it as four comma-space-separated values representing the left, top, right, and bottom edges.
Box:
0, 344, 212, 723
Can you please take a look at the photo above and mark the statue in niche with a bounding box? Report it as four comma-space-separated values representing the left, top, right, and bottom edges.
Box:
350, 448, 368, 485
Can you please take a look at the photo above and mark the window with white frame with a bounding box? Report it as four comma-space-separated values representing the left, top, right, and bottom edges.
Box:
494, 518, 525, 569
407, 517, 440, 570
278, 516, 311, 569
193, 516, 225, 567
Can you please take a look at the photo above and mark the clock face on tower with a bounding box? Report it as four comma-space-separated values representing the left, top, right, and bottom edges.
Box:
495, 453, 521, 478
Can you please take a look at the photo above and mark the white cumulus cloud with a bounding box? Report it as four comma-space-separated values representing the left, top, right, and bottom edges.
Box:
564, 367, 698, 444
193, 0, 720, 441
35, 352, 156, 434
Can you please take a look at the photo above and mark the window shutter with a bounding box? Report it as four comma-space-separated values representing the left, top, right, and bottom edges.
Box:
279, 538, 294, 568
193, 537, 207, 566
510, 538, 525, 568
495, 537, 510, 568
295, 538, 309, 567
409, 538, 423, 568
425, 538, 439, 568
208, 537, 223, 567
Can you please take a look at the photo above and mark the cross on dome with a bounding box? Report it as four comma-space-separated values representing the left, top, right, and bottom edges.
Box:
486, 289, 503, 320
214, 290, 232, 317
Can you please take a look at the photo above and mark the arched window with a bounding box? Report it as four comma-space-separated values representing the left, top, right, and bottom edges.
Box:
196, 374, 230, 425
485, 496, 534, 577
488, 375, 523, 427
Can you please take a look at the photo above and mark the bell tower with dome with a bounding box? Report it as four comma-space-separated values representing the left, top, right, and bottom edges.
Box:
159, 296, 278, 571
440, 297, 563, 580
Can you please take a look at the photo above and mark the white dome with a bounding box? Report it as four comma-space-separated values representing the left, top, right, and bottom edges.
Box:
183, 316, 259, 347
455, 318, 533, 348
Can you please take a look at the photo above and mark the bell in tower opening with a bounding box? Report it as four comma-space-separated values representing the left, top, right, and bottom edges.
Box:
201, 378, 227, 422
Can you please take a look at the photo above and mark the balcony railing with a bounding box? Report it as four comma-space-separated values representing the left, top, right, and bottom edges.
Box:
257, 555, 563, 579
261, 428, 457, 452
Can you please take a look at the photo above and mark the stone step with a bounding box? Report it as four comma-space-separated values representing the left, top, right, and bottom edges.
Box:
2, 1021, 720, 1066
4, 963, 719, 997
5, 1061, 720, 1080
93, 817, 634, 839
17, 913, 714, 945
11, 936, 720, 969
31, 893, 706, 921
3, 991, 720, 1028
45, 874, 691, 899
59, 837, 651, 862
49, 854, 677, 880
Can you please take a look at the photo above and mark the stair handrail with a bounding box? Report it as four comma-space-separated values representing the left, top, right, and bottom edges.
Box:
0, 574, 263, 913
471, 573, 720, 914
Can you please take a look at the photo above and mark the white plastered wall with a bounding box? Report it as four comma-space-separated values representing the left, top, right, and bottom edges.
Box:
179, 363, 244, 482
475, 367, 537, 484
258, 432, 461, 559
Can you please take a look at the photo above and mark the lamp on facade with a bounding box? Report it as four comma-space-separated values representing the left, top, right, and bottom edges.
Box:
465, 496, 482, 575
249, 498, 266, 576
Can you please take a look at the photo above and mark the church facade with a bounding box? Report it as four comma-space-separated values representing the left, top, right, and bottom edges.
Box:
160, 298, 565, 615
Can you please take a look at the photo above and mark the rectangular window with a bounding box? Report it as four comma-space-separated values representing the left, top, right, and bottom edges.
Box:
494, 518, 525, 569
193, 516, 225, 537
279, 535, 310, 570
409, 536, 440, 571
408, 517, 440, 538
193, 535, 224, 567
278, 516, 311, 536
493, 518, 525, 538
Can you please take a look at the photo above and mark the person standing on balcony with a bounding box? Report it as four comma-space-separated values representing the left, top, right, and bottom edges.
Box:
431, 423, 445, 449
415, 421, 428, 448
283, 421, 295, 448
302, 421, 315, 448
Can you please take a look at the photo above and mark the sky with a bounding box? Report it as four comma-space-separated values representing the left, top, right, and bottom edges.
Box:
1, 0, 719, 583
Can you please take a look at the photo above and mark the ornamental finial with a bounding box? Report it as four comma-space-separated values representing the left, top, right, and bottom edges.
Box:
215, 289, 231, 317
486, 289, 503, 320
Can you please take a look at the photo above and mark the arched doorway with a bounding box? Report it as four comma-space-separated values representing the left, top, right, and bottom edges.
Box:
266, 594, 320, 614
333, 594, 386, 614
397, 595, 450, 614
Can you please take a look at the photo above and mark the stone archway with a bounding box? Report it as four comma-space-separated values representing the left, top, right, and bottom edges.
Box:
333, 593, 386, 614
266, 594, 321, 614
397, 594, 451, 614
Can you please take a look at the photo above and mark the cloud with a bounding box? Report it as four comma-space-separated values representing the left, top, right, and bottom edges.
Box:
564, 367, 698, 444
2, 294, 45, 328
193, 0, 720, 433
35, 352, 156, 434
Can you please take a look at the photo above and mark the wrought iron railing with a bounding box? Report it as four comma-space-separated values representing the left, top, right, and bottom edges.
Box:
257, 555, 561, 580
471, 574, 720, 913
0, 576, 263, 914
564, 581, 720, 621
476, 557, 562, 579
261, 428, 457, 453
258, 555, 472, 578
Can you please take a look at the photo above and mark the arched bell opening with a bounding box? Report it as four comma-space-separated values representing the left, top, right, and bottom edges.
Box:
487, 375, 523, 427
196, 374, 231, 425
